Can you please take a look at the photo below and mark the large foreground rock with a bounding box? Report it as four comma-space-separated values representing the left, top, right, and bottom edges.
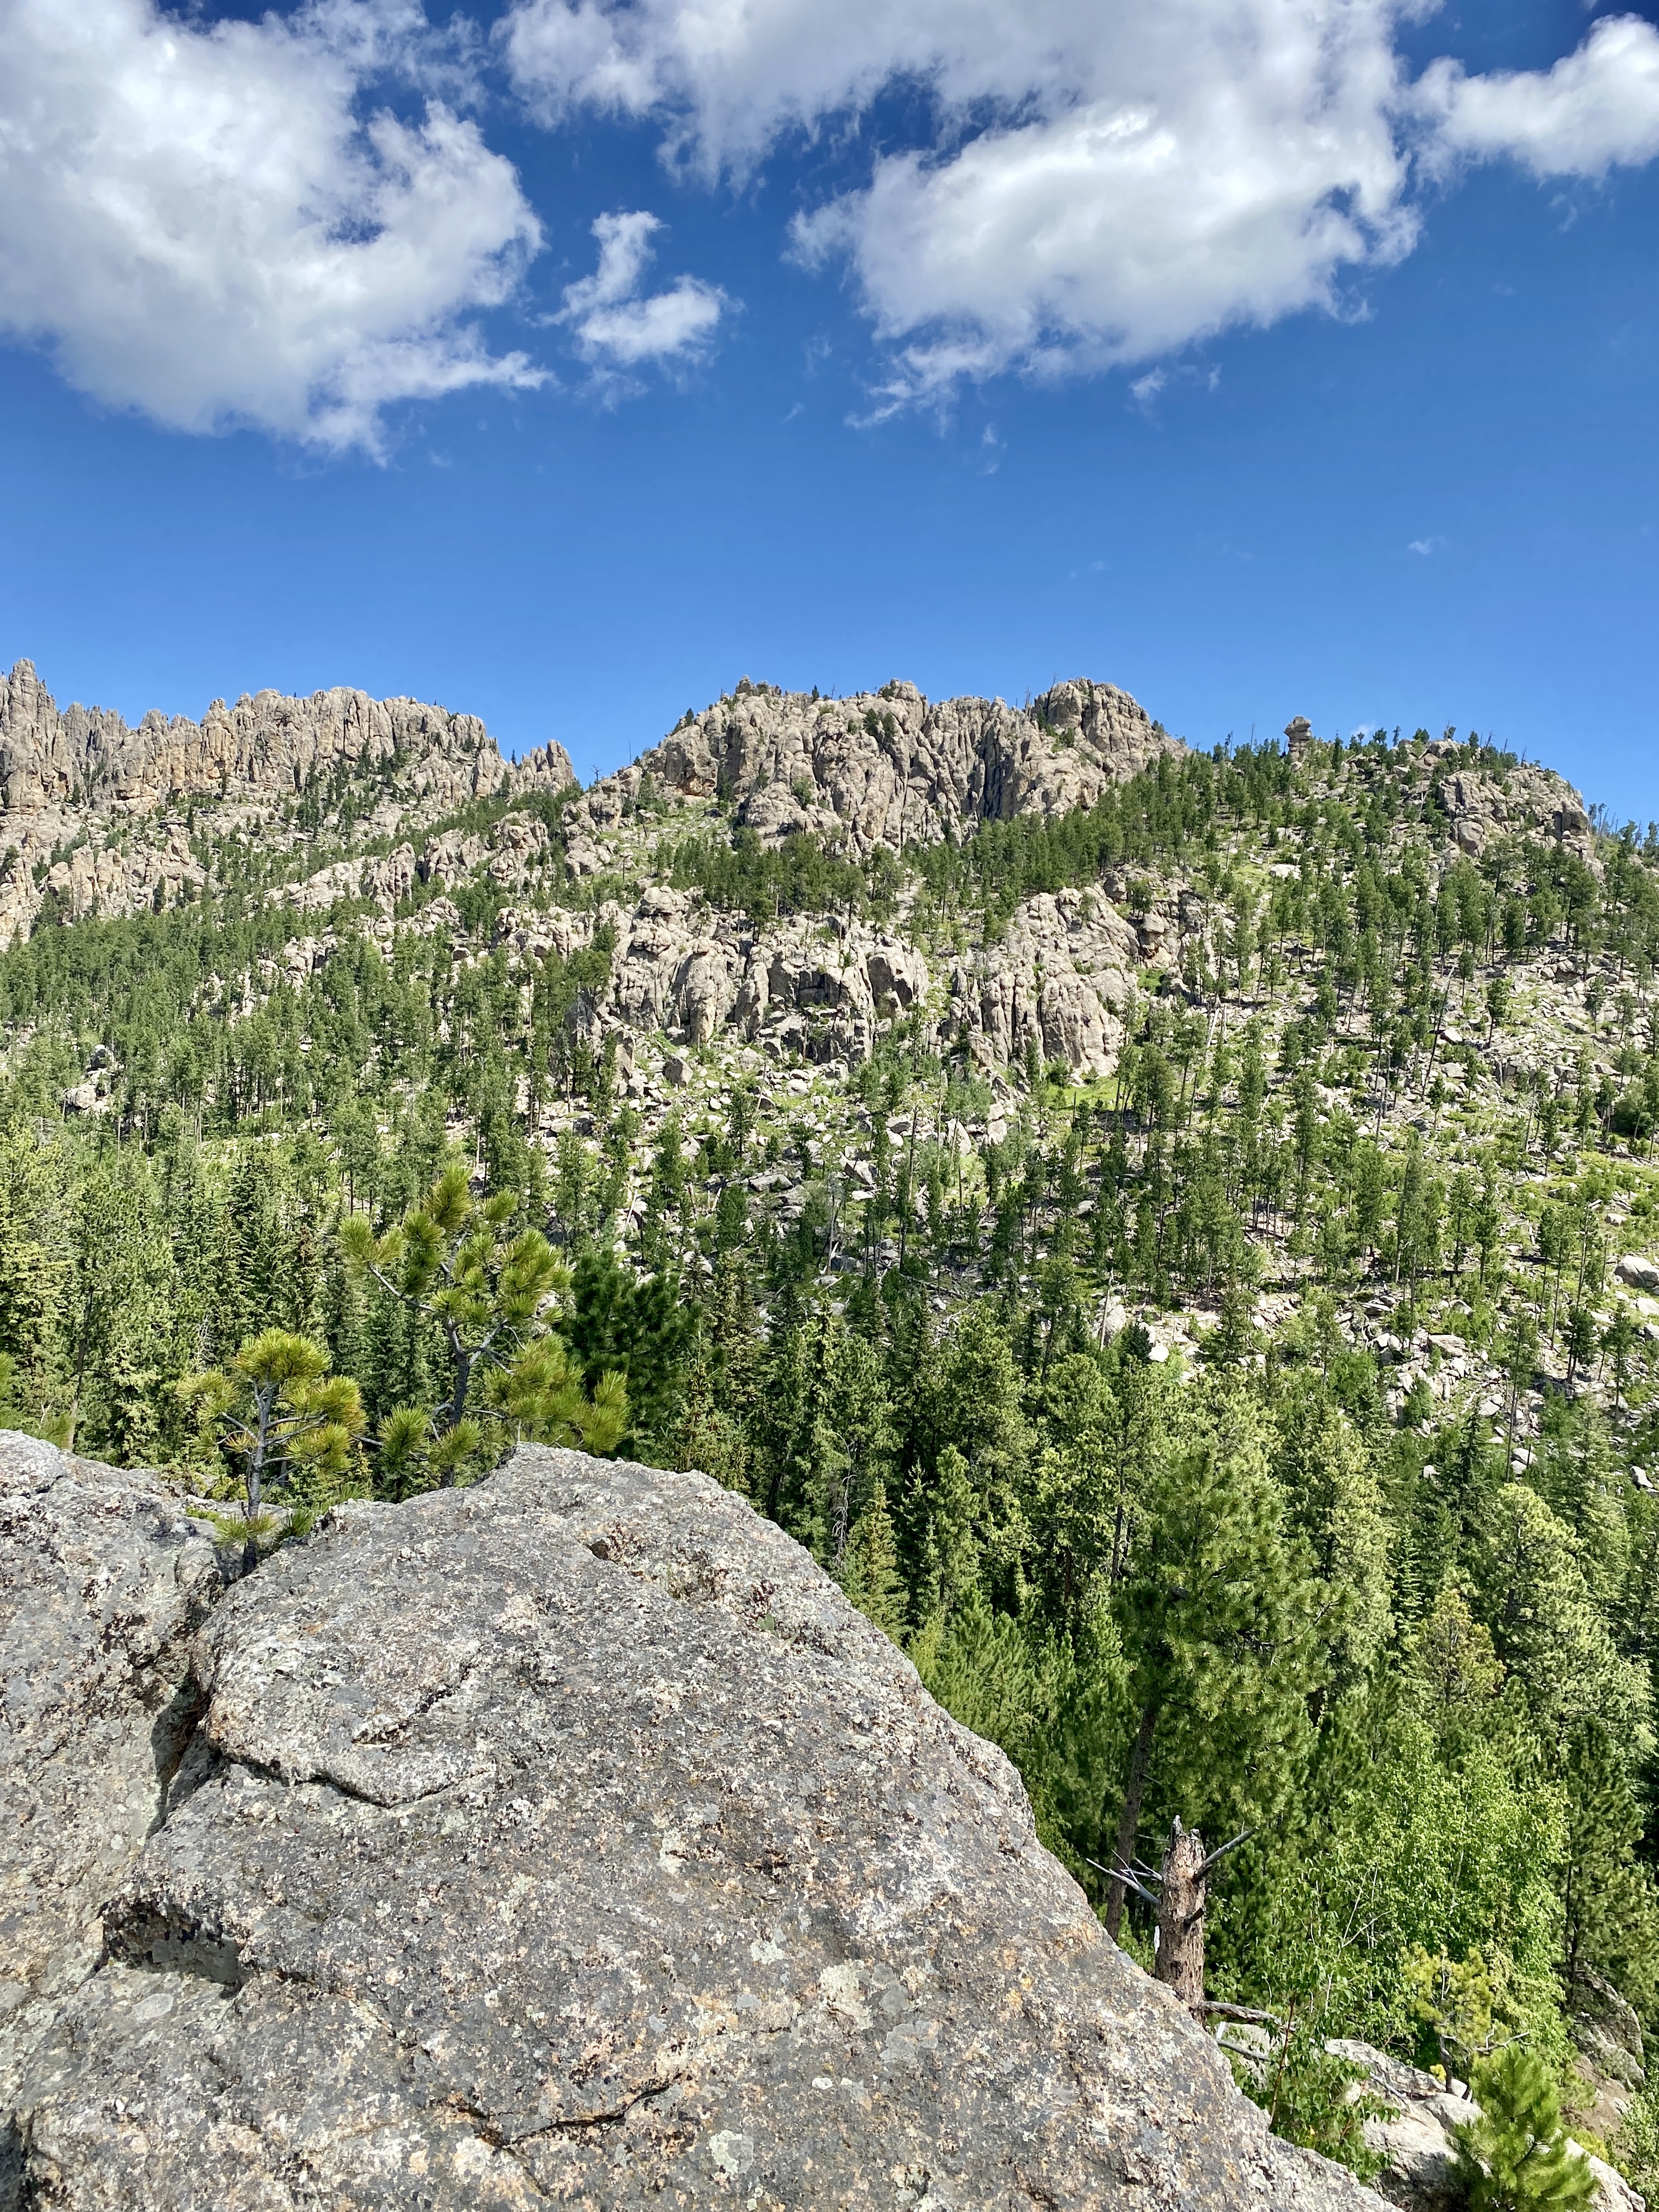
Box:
0, 1435, 235, 2193
5, 1441, 1380, 2209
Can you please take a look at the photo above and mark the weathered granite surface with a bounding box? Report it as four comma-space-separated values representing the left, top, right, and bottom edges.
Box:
0, 659, 574, 822
603, 674, 1180, 861
3, 1436, 1384, 2209
0, 1434, 235, 2197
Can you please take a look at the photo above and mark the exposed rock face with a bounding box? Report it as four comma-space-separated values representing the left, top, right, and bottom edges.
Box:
585, 673, 1180, 859
1421, 748, 1597, 864
0, 662, 575, 946
0, 1435, 234, 2175
0, 662, 1176, 1078
953, 888, 1158, 1082
1569, 1965, 1649, 2153
0, 660, 574, 822
507, 870, 1163, 1079
4, 1436, 1381, 2210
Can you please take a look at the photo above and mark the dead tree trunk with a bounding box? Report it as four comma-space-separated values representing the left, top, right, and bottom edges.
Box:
1155, 1818, 1208, 2015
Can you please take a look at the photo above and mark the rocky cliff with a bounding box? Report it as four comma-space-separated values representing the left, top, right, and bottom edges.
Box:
0, 660, 1603, 1104
589, 672, 1179, 858
1, 1430, 1380, 2211
0, 659, 574, 821
0, 661, 575, 947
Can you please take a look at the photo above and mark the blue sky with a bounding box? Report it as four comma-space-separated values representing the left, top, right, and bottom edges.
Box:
1, 0, 1657, 817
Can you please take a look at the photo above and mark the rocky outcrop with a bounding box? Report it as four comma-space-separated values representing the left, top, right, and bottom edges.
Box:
505, 873, 1165, 1077
579, 673, 1181, 860
1570, 1965, 1648, 2151
0, 661, 574, 822
952, 888, 1158, 1082
1421, 746, 1597, 865
0, 1434, 235, 2180
4, 1435, 1380, 2210
0, 661, 577, 949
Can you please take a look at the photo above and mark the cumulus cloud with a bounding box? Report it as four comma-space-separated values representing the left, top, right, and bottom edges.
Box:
557, 210, 725, 374
1418, 14, 1659, 179
0, 0, 544, 452
501, 0, 1659, 397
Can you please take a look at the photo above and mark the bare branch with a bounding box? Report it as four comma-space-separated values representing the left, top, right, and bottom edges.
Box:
1086, 1855, 1162, 1910
1199, 1827, 1258, 1877
1199, 2001, 1282, 2029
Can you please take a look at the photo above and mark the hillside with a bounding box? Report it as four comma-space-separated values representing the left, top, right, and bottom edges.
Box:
3, 653, 1659, 2185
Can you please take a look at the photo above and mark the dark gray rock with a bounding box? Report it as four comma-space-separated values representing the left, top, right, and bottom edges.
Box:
7, 1441, 1382, 2209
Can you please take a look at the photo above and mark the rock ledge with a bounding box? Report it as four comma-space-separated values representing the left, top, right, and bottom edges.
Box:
4, 1438, 1380, 2208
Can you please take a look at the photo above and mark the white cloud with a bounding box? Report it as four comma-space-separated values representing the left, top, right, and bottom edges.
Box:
557, 210, 725, 373
0, 0, 544, 452
1407, 535, 1444, 555
1418, 15, 1659, 179
501, 0, 1659, 399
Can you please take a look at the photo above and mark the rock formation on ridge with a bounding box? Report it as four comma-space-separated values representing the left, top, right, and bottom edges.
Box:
0, 659, 574, 821
0, 661, 574, 949
608, 673, 1180, 857
1, 1429, 1380, 2210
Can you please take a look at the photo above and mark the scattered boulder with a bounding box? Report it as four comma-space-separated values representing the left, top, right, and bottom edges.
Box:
1618, 1256, 1659, 1292
1327, 2039, 1640, 2212
4, 1437, 1382, 2210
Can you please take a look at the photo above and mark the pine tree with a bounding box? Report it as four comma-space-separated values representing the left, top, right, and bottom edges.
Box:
1560, 1724, 1659, 2010
1104, 1434, 1325, 1938
841, 1480, 907, 1641
1453, 2045, 1595, 2212
341, 1165, 561, 1487
180, 1329, 364, 1571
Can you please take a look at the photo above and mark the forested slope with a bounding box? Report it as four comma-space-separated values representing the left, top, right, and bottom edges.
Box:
5, 655, 1659, 2185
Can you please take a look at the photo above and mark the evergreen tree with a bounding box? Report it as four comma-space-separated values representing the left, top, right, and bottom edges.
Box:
180, 1328, 364, 1570
840, 1480, 907, 1640
1453, 2045, 1595, 2212
1104, 1426, 1325, 1937
341, 1165, 562, 1487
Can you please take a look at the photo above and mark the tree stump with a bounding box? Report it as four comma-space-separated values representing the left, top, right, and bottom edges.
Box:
1155, 1818, 1208, 2015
